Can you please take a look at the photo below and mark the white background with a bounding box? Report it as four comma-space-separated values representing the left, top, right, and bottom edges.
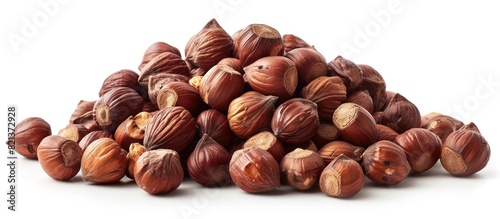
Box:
1, 0, 499, 218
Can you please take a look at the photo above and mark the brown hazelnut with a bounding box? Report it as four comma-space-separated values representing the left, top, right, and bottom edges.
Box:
317, 140, 365, 164
189, 75, 203, 92
11, 117, 51, 159
319, 154, 364, 198
346, 90, 374, 114
134, 149, 184, 195
310, 122, 340, 148
421, 112, 464, 143
229, 147, 281, 193
138, 41, 181, 72
440, 123, 490, 176
271, 98, 320, 144
199, 63, 245, 113
185, 18, 233, 71
37, 135, 82, 181
93, 87, 144, 133
138, 52, 190, 88
243, 56, 298, 102
114, 112, 152, 151
280, 148, 325, 190
147, 73, 191, 107
282, 34, 312, 53
218, 57, 243, 74
81, 138, 128, 184
233, 23, 284, 67
357, 64, 387, 112
196, 109, 234, 148
143, 106, 196, 152
78, 130, 113, 152
98, 69, 142, 99
394, 128, 442, 175
187, 134, 231, 186
156, 81, 203, 116
332, 102, 378, 148
379, 93, 421, 134
301, 76, 347, 121
243, 131, 286, 163
284, 47, 328, 84
69, 100, 95, 124
327, 55, 363, 93
227, 91, 278, 139
362, 140, 411, 185
375, 124, 398, 142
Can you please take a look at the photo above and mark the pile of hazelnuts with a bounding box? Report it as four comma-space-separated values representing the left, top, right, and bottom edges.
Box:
10, 19, 491, 198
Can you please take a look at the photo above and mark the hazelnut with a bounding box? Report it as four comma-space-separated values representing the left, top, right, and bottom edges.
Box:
301, 76, 347, 121
93, 87, 144, 133
138, 41, 182, 72
199, 63, 245, 113
310, 122, 340, 148
185, 18, 233, 71
143, 106, 196, 152
189, 75, 203, 92
81, 138, 128, 184
394, 128, 442, 175
284, 47, 328, 85
114, 112, 152, 151
362, 140, 411, 185
134, 149, 184, 195
345, 90, 374, 114
126, 143, 147, 179
37, 135, 82, 181
440, 123, 490, 176
271, 98, 320, 144
69, 100, 95, 124
78, 130, 113, 152
11, 117, 51, 159
282, 34, 312, 53
98, 69, 142, 99
227, 91, 278, 139
147, 73, 191, 107
217, 57, 243, 74
243, 131, 286, 163
327, 55, 363, 93
233, 23, 284, 67
57, 123, 90, 144
243, 56, 298, 102
357, 64, 387, 112
156, 81, 203, 116
196, 109, 235, 148
319, 154, 364, 198
375, 124, 398, 142
187, 134, 231, 186
229, 147, 281, 193
138, 52, 190, 88
332, 102, 378, 148
280, 148, 325, 190
317, 140, 365, 164
379, 93, 421, 134
421, 112, 464, 143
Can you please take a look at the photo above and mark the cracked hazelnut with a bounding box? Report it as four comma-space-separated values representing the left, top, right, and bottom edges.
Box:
114, 112, 152, 151
126, 143, 147, 179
